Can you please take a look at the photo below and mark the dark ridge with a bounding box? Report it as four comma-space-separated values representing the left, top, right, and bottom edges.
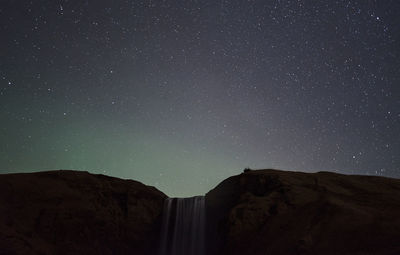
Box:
0, 170, 166, 255
1, 169, 400, 254
205, 169, 400, 255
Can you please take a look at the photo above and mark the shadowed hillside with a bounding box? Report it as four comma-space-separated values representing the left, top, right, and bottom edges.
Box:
0, 170, 166, 255
206, 169, 400, 255
1, 169, 400, 254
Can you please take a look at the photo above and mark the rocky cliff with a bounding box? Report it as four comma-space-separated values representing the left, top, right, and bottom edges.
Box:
1, 169, 400, 255
0, 170, 166, 255
205, 169, 400, 255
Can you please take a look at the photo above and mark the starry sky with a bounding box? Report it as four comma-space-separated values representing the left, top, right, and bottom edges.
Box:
1, 0, 399, 197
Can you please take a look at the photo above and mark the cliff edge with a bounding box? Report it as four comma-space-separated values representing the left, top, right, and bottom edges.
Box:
2, 169, 400, 255
206, 169, 400, 255
0, 170, 166, 255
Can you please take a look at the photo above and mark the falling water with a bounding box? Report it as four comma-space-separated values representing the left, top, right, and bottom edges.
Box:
159, 196, 206, 255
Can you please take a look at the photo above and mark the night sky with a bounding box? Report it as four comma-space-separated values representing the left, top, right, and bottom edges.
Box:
1, 0, 399, 197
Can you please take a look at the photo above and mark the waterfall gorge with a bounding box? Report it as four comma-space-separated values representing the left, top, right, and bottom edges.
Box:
159, 196, 206, 255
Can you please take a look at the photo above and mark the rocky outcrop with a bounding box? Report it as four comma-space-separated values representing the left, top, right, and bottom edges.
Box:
0, 170, 166, 255
206, 169, 400, 255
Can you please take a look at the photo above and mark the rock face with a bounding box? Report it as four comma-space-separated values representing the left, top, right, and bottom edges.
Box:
206, 169, 400, 255
2, 169, 400, 255
0, 170, 166, 255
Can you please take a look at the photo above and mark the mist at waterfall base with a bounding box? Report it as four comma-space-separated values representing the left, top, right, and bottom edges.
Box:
158, 196, 206, 255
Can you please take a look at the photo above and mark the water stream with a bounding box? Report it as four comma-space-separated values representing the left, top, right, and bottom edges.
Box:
158, 196, 206, 255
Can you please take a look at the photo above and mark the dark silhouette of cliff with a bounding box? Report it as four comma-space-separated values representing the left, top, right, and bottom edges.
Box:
0, 170, 166, 255
205, 169, 400, 255
1, 169, 400, 254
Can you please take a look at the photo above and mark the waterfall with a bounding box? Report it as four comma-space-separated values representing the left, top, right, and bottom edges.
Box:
159, 196, 206, 255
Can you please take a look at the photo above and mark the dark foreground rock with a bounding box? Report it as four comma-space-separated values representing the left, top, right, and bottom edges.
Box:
206, 169, 400, 255
0, 170, 166, 255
